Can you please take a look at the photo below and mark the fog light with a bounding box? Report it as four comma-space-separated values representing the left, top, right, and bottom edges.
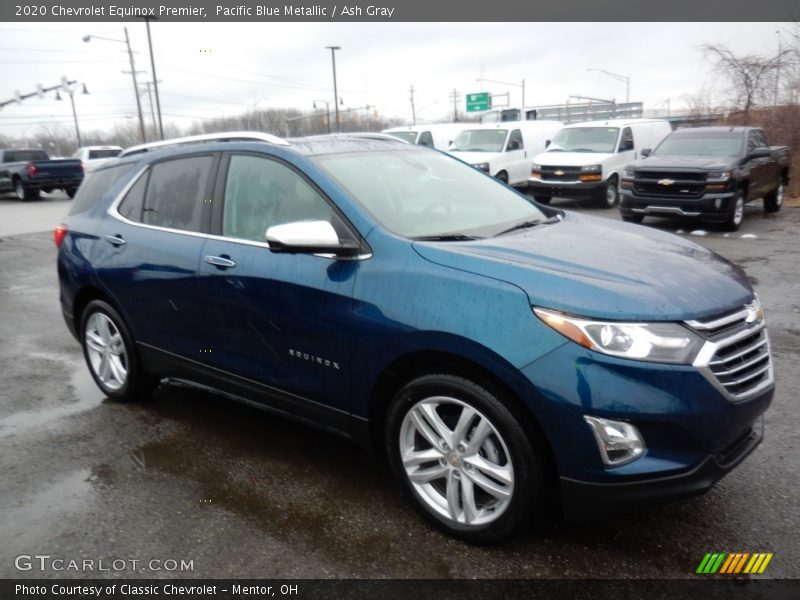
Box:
715, 198, 723, 209
584, 416, 645, 466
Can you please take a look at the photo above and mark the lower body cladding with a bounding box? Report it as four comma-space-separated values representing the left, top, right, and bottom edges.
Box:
520, 343, 773, 520
620, 191, 736, 223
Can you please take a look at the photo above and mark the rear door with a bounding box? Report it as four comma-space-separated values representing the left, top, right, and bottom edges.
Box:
196, 152, 359, 415
97, 153, 218, 358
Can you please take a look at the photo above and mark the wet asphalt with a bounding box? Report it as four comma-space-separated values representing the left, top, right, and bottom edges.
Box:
0, 195, 797, 579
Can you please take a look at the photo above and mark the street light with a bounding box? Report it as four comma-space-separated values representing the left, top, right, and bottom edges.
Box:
56, 80, 89, 147
325, 46, 341, 133
586, 68, 630, 103
83, 28, 147, 142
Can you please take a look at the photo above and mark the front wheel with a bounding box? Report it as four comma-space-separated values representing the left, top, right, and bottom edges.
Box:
80, 300, 158, 401
598, 177, 619, 208
763, 180, 784, 213
495, 171, 509, 184
65, 187, 77, 199
385, 374, 548, 544
723, 190, 746, 231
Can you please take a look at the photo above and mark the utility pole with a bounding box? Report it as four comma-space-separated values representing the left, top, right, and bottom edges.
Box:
143, 82, 158, 136
325, 46, 341, 133
142, 16, 164, 139
124, 27, 147, 143
409, 85, 416, 125
449, 89, 461, 122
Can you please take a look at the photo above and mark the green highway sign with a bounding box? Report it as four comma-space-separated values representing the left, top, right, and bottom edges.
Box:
466, 92, 491, 112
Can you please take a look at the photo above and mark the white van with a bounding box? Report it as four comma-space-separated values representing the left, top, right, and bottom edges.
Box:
382, 124, 467, 151
528, 118, 673, 207
448, 121, 564, 186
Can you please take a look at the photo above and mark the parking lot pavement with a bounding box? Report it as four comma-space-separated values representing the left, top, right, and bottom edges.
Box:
0, 190, 71, 237
0, 202, 797, 579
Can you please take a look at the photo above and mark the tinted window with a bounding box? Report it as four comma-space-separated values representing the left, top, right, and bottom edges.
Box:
619, 127, 634, 151
418, 131, 434, 147
747, 131, 759, 153
117, 172, 148, 222
142, 156, 213, 232
222, 155, 333, 243
68, 164, 134, 215
4, 150, 49, 162
88, 149, 122, 160
752, 130, 768, 148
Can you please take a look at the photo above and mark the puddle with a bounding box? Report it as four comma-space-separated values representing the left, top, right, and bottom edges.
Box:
0, 365, 104, 438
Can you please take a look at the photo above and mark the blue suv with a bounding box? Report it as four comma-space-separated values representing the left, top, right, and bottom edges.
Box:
57, 132, 773, 543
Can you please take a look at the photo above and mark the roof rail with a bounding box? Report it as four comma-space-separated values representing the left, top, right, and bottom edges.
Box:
119, 131, 290, 158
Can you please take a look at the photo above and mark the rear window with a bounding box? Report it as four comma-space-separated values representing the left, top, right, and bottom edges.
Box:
4, 150, 49, 162
68, 164, 134, 215
88, 149, 122, 160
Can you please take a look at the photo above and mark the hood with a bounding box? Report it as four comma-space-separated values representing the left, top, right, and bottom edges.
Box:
448, 150, 502, 164
533, 151, 614, 167
633, 155, 735, 170
412, 213, 753, 321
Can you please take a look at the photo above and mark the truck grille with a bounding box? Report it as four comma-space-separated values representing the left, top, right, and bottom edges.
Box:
635, 170, 708, 182
634, 182, 706, 198
687, 305, 773, 400
540, 166, 582, 182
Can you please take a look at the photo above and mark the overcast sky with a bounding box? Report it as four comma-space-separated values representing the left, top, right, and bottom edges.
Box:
0, 21, 791, 140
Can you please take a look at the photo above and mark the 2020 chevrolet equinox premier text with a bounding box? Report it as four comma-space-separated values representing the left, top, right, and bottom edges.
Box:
56, 132, 773, 543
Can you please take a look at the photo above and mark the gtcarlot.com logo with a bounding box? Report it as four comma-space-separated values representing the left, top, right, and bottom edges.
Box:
696, 552, 773, 575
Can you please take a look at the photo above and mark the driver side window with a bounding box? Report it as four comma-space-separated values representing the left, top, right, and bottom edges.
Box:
507, 129, 524, 151
619, 127, 634, 152
222, 155, 334, 243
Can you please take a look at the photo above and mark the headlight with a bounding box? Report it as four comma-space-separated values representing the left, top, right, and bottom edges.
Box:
707, 170, 731, 181
533, 307, 704, 364
623, 167, 635, 178
530, 163, 541, 171
473, 162, 490, 173
580, 164, 602, 173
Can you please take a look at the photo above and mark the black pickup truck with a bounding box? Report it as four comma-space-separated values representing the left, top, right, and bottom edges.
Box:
0, 148, 84, 201
619, 126, 790, 230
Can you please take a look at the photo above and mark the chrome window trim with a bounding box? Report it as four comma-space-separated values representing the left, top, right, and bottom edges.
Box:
107, 164, 372, 261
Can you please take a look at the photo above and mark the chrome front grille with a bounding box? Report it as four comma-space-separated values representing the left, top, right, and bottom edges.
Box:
688, 304, 774, 401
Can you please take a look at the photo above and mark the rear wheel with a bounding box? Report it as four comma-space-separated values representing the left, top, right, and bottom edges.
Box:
14, 179, 38, 202
80, 300, 158, 401
763, 179, 784, 213
598, 177, 619, 208
495, 171, 509, 184
723, 189, 746, 231
385, 374, 548, 544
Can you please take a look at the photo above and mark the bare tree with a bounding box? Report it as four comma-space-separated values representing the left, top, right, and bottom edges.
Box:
702, 44, 793, 124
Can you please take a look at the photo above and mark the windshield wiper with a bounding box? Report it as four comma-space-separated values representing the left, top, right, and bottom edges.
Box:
412, 233, 482, 242
495, 215, 561, 237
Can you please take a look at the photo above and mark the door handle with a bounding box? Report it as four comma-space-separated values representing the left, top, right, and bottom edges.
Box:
205, 255, 236, 269
104, 234, 126, 247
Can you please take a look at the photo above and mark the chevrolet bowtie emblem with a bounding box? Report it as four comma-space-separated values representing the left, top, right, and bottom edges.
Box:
658, 178, 675, 186
554, 170, 565, 176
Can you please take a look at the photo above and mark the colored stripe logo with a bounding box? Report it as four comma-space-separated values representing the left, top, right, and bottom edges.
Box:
696, 552, 773, 574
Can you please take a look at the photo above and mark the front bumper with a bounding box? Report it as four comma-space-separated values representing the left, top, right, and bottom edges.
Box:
619, 190, 736, 223
560, 416, 764, 520
528, 178, 605, 198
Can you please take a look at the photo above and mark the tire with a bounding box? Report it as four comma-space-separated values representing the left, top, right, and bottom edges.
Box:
723, 189, 746, 231
763, 179, 784, 213
80, 300, 158, 402
622, 214, 644, 224
385, 374, 548, 544
534, 195, 552, 205
65, 187, 77, 199
495, 171, 509, 184
14, 179, 38, 202
598, 177, 619, 208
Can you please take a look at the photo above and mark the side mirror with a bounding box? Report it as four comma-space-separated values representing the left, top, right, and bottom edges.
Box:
640, 148, 651, 158
266, 220, 360, 257
545, 140, 551, 148
750, 147, 771, 159
507, 140, 520, 151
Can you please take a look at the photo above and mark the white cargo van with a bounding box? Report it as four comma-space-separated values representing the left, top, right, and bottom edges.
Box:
448, 121, 564, 186
528, 118, 673, 207
382, 124, 467, 151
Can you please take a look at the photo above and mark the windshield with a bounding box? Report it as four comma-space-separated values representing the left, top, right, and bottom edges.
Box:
88, 149, 122, 159
313, 148, 546, 239
386, 131, 418, 144
451, 129, 508, 152
654, 133, 743, 157
548, 127, 619, 153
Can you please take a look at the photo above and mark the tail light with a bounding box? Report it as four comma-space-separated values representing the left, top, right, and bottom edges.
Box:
54, 225, 67, 248
26, 162, 37, 177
